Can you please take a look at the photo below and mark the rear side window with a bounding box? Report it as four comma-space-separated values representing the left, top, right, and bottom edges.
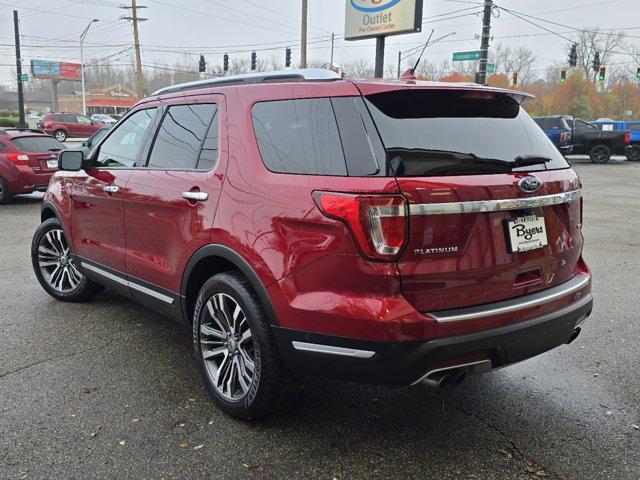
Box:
147, 104, 216, 170
365, 90, 570, 177
11, 136, 65, 152
252, 98, 347, 175
52, 114, 65, 122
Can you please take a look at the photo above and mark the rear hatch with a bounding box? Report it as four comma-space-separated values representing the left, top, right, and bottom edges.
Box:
10, 135, 65, 171
363, 88, 583, 313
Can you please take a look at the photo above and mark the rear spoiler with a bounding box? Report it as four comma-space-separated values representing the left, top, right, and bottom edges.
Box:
0, 128, 46, 135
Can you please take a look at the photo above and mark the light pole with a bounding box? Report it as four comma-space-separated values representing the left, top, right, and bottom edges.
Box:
80, 19, 99, 117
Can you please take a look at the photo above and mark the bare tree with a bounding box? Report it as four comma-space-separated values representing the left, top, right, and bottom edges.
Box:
489, 43, 537, 84
568, 27, 626, 82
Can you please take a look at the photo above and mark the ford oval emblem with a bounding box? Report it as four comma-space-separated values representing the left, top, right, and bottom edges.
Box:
518, 177, 542, 193
350, 0, 402, 13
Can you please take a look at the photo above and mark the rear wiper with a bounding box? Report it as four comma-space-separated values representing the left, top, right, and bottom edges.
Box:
470, 154, 552, 169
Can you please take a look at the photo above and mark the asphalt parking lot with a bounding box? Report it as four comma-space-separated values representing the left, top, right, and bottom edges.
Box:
1, 158, 639, 480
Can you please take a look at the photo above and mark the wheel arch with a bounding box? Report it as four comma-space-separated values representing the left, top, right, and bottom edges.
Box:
181, 245, 279, 327
41, 201, 59, 222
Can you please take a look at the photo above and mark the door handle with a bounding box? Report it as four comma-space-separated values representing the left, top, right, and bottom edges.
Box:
182, 191, 208, 202
103, 185, 120, 194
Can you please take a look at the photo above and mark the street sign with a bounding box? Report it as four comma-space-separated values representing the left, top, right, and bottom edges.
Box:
453, 50, 481, 61
345, 0, 423, 40
487, 63, 495, 74
19, 74, 28, 82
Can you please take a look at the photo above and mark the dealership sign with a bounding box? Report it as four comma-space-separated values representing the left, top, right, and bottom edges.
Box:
31, 60, 82, 81
345, 0, 423, 40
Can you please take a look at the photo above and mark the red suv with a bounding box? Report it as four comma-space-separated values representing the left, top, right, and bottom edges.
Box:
0, 129, 65, 203
32, 70, 592, 419
37, 113, 106, 142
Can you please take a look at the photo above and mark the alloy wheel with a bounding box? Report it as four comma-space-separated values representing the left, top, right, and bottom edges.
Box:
37, 229, 83, 293
200, 293, 255, 401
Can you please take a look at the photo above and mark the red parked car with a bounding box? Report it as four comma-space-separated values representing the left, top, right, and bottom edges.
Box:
32, 70, 592, 419
37, 113, 106, 142
0, 129, 65, 204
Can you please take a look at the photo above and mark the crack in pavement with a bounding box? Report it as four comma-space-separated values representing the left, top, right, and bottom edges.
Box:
442, 397, 565, 479
0, 337, 116, 382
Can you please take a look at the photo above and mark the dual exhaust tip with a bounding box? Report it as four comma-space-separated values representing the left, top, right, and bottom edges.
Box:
423, 369, 468, 390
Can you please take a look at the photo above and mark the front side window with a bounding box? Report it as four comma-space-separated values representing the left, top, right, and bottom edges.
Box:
252, 98, 347, 175
147, 104, 217, 170
96, 108, 157, 168
365, 89, 569, 177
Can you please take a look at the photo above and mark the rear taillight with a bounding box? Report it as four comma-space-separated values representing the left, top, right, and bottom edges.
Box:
313, 191, 408, 261
7, 153, 29, 165
625, 133, 631, 144
560, 132, 566, 142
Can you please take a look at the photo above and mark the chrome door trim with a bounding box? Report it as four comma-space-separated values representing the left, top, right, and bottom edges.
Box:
408, 190, 581, 216
292, 341, 376, 358
428, 274, 590, 323
80, 262, 175, 305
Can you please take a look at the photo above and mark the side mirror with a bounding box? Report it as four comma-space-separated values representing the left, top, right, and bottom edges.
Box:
58, 150, 84, 171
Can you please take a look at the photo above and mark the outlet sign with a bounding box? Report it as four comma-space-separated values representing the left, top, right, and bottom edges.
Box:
345, 0, 423, 40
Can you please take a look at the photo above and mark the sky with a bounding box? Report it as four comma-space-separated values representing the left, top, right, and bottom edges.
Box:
0, 0, 639, 88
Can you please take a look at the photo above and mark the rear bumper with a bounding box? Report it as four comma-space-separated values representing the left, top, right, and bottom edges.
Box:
560, 145, 573, 155
272, 291, 592, 386
2, 165, 54, 195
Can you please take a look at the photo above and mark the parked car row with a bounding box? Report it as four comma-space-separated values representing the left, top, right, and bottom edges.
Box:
534, 115, 637, 163
30, 69, 592, 419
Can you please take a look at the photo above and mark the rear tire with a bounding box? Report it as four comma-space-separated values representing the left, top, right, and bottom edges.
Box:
193, 272, 299, 420
589, 144, 611, 163
31, 218, 103, 302
626, 149, 640, 162
54, 129, 67, 142
0, 177, 11, 204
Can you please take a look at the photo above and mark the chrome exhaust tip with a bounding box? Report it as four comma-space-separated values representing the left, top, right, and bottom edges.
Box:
422, 371, 451, 390
566, 327, 581, 344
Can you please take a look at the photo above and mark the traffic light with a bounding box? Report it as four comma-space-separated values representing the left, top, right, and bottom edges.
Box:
637, 67, 640, 79
285, 47, 291, 68
598, 66, 606, 82
251, 51, 257, 71
198, 54, 206, 73
512, 71, 518, 88
223, 53, 229, 73
592, 51, 601, 73
560, 68, 567, 84
568, 43, 577, 68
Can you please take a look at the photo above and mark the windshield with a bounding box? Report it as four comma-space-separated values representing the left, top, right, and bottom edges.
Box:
11, 136, 65, 152
365, 90, 569, 177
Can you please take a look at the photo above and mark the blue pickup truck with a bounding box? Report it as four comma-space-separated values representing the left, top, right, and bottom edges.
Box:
534, 115, 632, 163
590, 119, 640, 161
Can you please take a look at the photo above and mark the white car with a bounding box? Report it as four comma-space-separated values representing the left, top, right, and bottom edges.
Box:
90, 114, 117, 125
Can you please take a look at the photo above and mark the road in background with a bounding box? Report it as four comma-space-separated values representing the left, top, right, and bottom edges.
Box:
1, 159, 638, 479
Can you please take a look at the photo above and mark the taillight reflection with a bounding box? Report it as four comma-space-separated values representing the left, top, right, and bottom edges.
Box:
313, 191, 408, 261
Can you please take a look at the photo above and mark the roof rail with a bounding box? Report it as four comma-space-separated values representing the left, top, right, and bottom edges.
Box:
152, 68, 342, 96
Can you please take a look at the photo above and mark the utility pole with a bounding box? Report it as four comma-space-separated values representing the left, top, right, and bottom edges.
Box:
397, 50, 402, 78
330, 33, 335, 68
13, 10, 26, 129
80, 19, 99, 117
120, 0, 147, 97
300, 0, 308, 68
477, 0, 493, 85
374, 36, 385, 78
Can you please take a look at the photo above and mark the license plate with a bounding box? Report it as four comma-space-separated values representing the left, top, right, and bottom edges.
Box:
506, 215, 548, 253
46, 159, 58, 169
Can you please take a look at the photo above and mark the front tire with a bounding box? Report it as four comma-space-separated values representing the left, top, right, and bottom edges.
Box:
31, 218, 103, 302
589, 144, 611, 163
0, 177, 11, 204
193, 272, 298, 420
53, 129, 67, 142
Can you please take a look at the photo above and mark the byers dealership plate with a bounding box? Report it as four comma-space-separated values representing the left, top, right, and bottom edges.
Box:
47, 159, 58, 169
506, 215, 548, 253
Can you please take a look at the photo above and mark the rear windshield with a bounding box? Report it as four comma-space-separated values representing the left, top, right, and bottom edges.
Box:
365, 90, 570, 176
11, 136, 65, 152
